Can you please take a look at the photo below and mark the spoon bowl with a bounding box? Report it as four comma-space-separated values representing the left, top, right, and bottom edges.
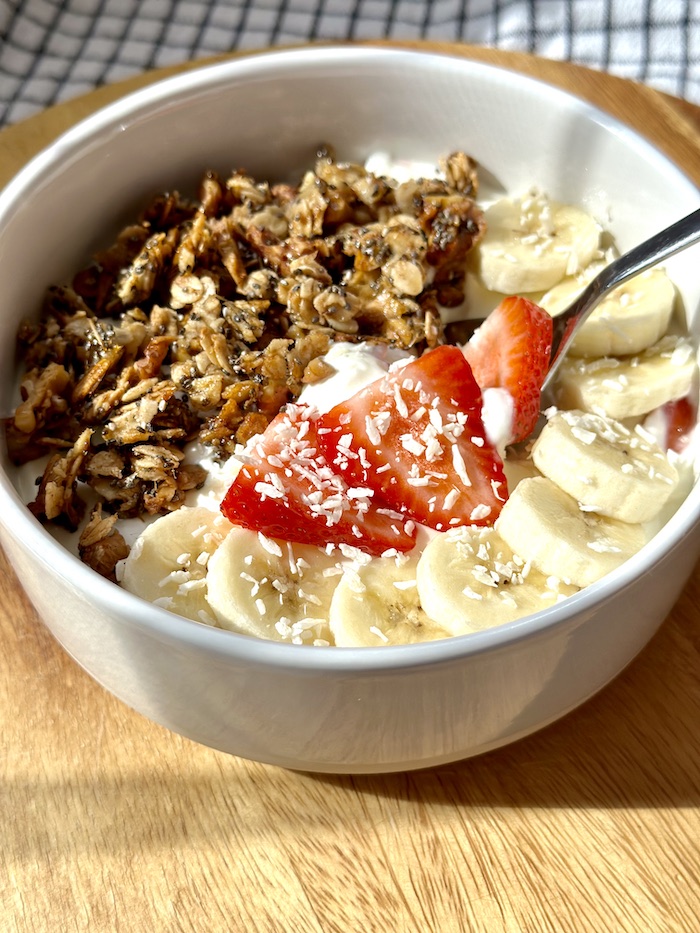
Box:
543, 206, 700, 388
448, 207, 700, 387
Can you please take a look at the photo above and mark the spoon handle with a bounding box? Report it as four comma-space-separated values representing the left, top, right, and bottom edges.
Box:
543, 205, 700, 390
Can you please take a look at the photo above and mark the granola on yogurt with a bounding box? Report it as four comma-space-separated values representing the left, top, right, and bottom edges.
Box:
6, 149, 485, 577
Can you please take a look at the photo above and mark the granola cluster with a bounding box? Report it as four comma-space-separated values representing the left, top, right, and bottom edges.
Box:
6, 149, 484, 577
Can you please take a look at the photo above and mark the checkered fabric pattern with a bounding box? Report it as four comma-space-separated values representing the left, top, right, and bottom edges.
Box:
1, 0, 699, 127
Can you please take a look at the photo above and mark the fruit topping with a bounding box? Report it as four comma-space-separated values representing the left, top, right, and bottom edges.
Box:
221, 404, 416, 556
462, 296, 553, 443
315, 345, 508, 530
222, 346, 509, 547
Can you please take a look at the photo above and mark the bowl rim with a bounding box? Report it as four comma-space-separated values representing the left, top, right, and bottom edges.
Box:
1, 43, 699, 673
4, 42, 696, 200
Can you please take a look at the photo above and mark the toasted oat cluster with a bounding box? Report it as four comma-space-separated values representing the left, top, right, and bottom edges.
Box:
6, 149, 484, 577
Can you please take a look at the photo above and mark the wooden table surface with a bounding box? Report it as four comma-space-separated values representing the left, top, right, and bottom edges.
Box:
2, 43, 700, 933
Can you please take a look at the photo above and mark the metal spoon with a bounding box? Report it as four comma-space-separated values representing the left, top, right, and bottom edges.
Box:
542, 205, 700, 390
446, 206, 700, 391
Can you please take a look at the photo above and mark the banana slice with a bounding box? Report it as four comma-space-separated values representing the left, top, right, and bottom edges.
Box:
540, 265, 677, 358
555, 335, 698, 420
477, 193, 601, 294
532, 409, 679, 523
495, 476, 648, 588
329, 555, 451, 647
206, 526, 340, 644
120, 506, 232, 623
416, 526, 578, 634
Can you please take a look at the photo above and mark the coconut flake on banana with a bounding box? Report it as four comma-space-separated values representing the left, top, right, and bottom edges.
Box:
555, 335, 698, 421
119, 506, 232, 624
206, 527, 342, 645
532, 409, 679, 523
416, 526, 578, 635
477, 192, 601, 294
495, 476, 648, 588
329, 553, 452, 647
540, 263, 677, 358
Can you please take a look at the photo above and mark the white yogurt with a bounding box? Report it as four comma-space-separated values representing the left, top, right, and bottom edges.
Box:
364, 152, 441, 184
298, 342, 411, 414
481, 387, 516, 457
186, 442, 242, 510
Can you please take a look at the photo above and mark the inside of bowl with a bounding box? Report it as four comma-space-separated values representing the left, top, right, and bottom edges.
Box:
1, 46, 699, 600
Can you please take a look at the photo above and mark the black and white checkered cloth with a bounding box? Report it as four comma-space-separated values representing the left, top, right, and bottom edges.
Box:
1, 0, 699, 128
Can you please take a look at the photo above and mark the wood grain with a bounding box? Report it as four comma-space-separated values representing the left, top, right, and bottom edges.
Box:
2, 43, 700, 933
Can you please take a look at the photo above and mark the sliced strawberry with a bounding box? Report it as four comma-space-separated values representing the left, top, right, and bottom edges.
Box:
462, 295, 553, 444
657, 395, 697, 453
220, 404, 416, 555
315, 345, 508, 531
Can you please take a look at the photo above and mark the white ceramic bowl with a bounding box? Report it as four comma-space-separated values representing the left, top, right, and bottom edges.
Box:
1, 47, 699, 773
